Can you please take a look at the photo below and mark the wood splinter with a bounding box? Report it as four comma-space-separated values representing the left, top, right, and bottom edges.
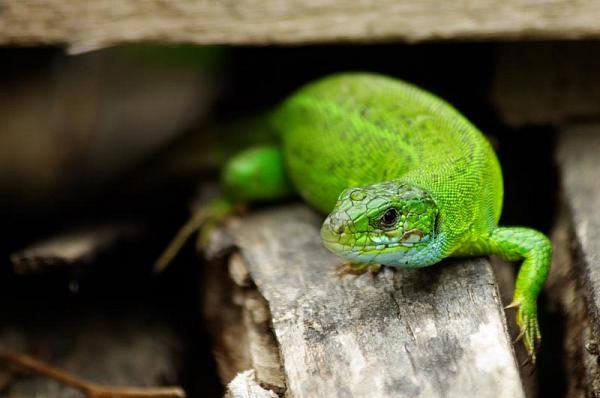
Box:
0, 351, 186, 398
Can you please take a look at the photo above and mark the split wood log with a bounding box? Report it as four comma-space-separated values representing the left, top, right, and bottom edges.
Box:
2, 1, 600, 52
557, 123, 600, 395
204, 204, 524, 398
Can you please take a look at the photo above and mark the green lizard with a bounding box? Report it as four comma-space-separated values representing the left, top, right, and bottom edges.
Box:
157, 72, 551, 362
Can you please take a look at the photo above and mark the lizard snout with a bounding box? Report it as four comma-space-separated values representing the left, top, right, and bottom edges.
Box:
320, 212, 350, 251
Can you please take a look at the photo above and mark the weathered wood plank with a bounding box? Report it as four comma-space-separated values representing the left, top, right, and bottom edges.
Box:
545, 205, 591, 398
207, 205, 524, 398
557, 123, 600, 395
2, 1, 600, 52
558, 125, 600, 323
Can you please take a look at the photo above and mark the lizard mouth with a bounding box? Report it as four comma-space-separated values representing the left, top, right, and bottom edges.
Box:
320, 229, 344, 253
320, 225, 409, 254
320, 221, 341, 245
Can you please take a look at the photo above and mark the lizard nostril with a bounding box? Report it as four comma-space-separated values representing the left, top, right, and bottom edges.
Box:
337, 226, 344, 234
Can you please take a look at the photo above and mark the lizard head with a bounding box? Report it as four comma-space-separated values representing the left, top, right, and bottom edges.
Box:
320, 181, 439, 266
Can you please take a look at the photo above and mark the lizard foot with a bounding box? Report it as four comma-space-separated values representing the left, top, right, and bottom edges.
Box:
336, 262, 381, 277
505, 298, 541, 365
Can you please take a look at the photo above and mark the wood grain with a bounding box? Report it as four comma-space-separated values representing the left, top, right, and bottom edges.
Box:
208, 204, 524, 398
2, 1, 600, 51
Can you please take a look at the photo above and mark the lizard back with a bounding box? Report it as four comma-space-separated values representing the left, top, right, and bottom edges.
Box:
271, 73, 503, 251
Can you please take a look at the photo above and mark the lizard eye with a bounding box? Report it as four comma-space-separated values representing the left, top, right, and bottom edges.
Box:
380, 208, 399, 229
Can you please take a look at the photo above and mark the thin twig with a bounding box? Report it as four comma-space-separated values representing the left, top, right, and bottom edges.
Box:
0, 351, 186, 398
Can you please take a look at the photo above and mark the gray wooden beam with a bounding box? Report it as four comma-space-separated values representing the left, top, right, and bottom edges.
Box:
207, 204, 524, 398
2, 1, 600, 52
558, 124, 600, 324
557, 123, 600, 394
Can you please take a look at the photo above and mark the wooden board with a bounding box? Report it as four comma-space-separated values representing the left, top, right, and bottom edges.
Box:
558, 125, 600, 324
207, 204, 524, 398
557, 123, 600, 395
2, 1, 600, 52
545, 205, 592, 397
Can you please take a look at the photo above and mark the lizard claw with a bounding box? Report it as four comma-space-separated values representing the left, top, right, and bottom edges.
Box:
512, 328, 525, 344
519, 356, 537, 376
506, 297, 540, 365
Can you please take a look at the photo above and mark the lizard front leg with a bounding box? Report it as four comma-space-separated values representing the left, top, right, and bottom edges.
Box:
489, 227, 552, 363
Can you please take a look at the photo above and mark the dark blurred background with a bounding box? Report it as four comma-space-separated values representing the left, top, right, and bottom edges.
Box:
0, 43, 559, 396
